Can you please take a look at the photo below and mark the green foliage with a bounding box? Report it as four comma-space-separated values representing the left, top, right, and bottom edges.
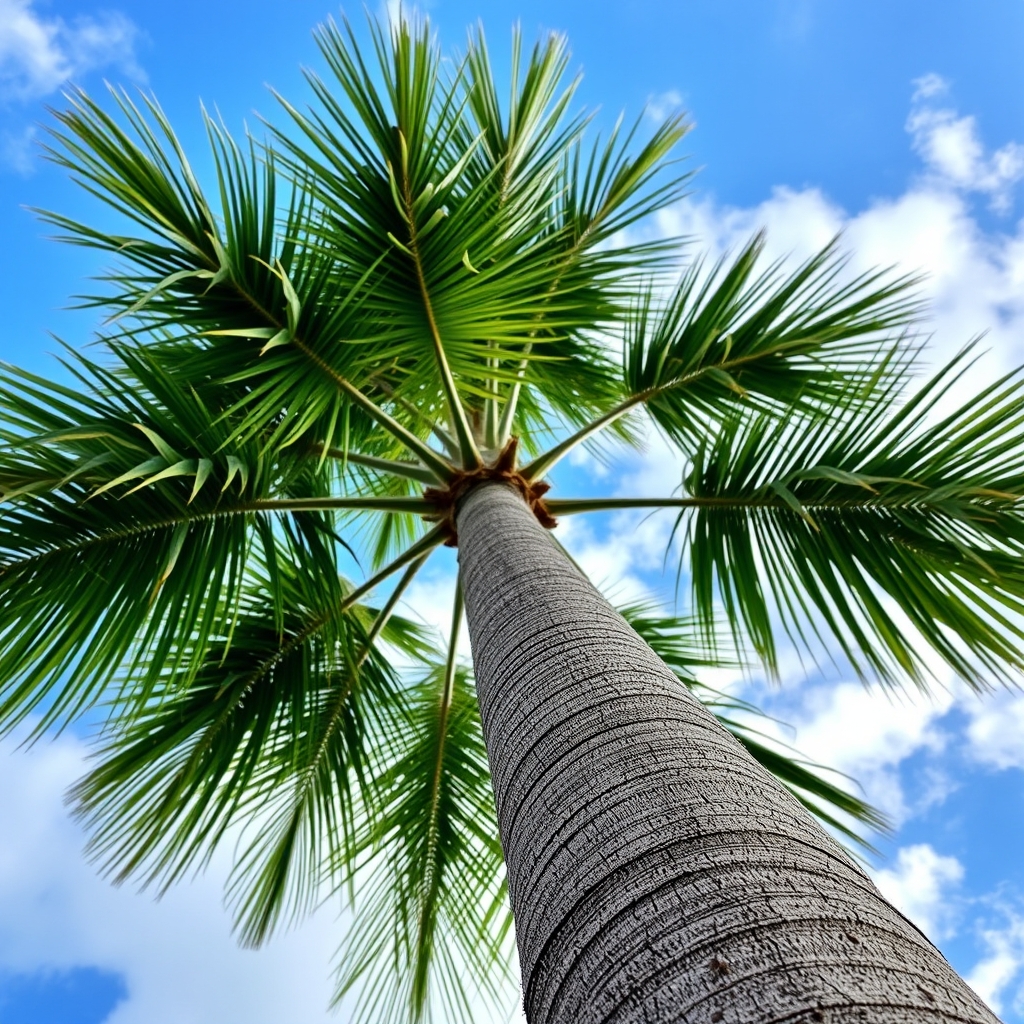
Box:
623, 234, 924, 449
1, 347, 276, 734
70, 549, 428, 912
683, 348, 1024, 687
2, 11, 1024, 1024
336, 661, 513, 1024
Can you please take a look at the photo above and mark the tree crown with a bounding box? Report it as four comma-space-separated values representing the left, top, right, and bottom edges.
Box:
3, 14, 1024, 1023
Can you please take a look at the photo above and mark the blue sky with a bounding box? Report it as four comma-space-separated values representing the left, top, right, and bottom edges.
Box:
2, 1, 1024, 1021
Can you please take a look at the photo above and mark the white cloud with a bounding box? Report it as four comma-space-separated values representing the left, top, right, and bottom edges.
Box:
646, 89, 684, 124
754, 681, 954, 822
966, 907, 1024, 1016
872, 843, 964, 940
400, 549, 475, 663
964, 689, 1024, 771
0, 0, 143, 103
0, 732, 346, 1024
656, 167, 1024, 386
912, 72, 949, 103
906, 74, 1024, 213
556, 510, 660, 606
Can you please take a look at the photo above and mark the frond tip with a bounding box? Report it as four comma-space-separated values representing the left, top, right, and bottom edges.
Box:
682, 350, 1024, 689
334, 662, 514, 1024
624, 233, 924, 449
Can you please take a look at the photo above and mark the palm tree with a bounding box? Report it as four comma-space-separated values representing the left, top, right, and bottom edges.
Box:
2, 15, 1021, 1024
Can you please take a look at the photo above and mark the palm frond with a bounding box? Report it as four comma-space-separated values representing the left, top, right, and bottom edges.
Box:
1, 351, 273, 733
681, 348, 1024, 688
69, 539, 433, 914
273, 17, 687, 454
624, 234, 924, 450
39, 85, 456, 477
336, 648, 513, 1024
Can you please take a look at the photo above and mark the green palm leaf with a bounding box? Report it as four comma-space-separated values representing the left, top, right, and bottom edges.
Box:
1, 352, 268, 732
336, 596, 512, 1024
626, 235, 923, 443
41, 87, 455, 476
275, 17, 687, 449
683, 348, 1024, 686
69, 542, 432, 927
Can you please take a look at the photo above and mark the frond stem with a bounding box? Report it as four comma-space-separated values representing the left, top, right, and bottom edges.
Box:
229, 527, 446, 693
311, 447, 440, 485
258, 496, 434, 514
496, 344, 532, 448
397, 159, 481, 469
522, 342, 854, 482
521, 394, 642, 481
201, 256, 456, 482
545, 495, 1006, 515
373, 379, 460, 457
289, 338, 456, 482
416, 581, 464, 970
483, 341, 500, 451
288, 551, 432, 842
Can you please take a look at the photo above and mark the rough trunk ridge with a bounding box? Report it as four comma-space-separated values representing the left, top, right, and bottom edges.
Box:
456, 481, 998, 1024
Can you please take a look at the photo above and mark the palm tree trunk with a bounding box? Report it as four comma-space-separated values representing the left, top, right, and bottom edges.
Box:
456, 481, 998, 1024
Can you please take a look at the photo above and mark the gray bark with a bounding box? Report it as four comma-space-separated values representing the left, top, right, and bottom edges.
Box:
456, 481, 999, 1024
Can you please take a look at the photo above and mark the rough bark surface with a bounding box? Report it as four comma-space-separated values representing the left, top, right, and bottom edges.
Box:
456, 481, 1000, 1024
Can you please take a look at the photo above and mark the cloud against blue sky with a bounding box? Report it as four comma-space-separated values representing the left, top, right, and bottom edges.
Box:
0, 0, 144, 173
0, 0, 143, 102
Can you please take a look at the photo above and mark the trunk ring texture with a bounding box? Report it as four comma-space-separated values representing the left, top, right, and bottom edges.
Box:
456, 480, 999, 1024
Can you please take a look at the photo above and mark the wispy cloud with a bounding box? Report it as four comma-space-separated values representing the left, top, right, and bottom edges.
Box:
906, 73, 1024, 213
872, 844, 965, 940
0, 0, 144, 103
967, 904, 1024, 1017
646, 89, 685, 124
912, 72, 949, 103
964, 689, 1024, 771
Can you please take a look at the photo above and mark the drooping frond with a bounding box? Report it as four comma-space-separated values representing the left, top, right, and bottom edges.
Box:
335, 651, 513, 1024
681, 349, 1024, 688
69, 540, 433, 924
226, 555, 432, 947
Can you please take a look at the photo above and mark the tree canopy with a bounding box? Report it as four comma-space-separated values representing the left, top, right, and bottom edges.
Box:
3, 14, 1024, 1023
